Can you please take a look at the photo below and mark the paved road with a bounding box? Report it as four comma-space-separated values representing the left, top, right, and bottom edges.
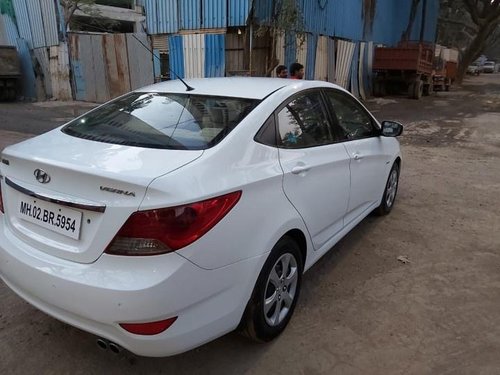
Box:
1, 75, 500, 374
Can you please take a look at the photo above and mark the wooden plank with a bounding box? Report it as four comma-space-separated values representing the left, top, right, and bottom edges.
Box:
90, 35, 109, 103
103, 34, 130, 99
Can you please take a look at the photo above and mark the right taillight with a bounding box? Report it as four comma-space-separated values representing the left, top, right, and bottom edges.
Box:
105, 190, 241, 256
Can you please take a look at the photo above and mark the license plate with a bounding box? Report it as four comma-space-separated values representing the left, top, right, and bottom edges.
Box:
18, 197, 82, 240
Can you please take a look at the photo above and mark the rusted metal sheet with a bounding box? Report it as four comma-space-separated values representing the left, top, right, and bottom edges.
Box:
336, 39, 355, 89
229, 0, 250, 26
103, 34, 131, 99
33, 47, 52, 99
314, 36, 328, 81
91, 35, 110, 102
183, 33, 204, 78
53, 43, 72, 100
203, 0, 227, 28
126, 33, 154, 90
225, 31, 245, 76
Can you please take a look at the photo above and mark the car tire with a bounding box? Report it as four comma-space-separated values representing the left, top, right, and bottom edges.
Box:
376, 162, 400, 216
240, 236, 303, 342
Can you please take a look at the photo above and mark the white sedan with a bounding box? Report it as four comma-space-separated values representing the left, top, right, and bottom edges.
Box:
0, 78, 402, 357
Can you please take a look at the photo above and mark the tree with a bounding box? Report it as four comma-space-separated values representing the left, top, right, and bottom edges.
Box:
59, 0, 98, 30
252, 0, 305, 76
439, 0, 500, 83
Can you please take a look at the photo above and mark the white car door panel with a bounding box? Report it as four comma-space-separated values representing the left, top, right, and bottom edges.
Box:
276, 90, 351, 250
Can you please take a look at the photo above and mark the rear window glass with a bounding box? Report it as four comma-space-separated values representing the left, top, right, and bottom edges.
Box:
62, 93, 259, 150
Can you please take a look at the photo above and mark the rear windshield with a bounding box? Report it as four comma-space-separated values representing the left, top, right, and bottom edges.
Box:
62, 93, 260, 150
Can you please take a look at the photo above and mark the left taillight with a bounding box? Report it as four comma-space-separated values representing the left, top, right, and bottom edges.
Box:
105, 190, 242, 256
0, 179, 4, 213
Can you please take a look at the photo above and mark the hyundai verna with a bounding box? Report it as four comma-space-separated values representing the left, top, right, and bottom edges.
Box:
0, 78, 402, 357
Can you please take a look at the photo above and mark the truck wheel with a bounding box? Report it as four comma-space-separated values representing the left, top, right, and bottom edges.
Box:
407, 82, 415, 98
413, 80, 423, 100
423, 83, 433, 96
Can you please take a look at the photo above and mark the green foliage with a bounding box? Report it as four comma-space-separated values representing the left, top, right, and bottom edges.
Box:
255, 0, 306, 43
0, 0, 15, 19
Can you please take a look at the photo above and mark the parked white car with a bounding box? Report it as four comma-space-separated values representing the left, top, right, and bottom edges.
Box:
483, 61, 495, 73
0, 77, 402, 357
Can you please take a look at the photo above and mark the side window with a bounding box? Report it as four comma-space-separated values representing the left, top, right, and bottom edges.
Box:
325, 90, 379, 141
277, 91, 334, 148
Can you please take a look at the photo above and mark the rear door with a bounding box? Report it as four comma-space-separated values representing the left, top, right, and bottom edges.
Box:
276, 90, 351, 250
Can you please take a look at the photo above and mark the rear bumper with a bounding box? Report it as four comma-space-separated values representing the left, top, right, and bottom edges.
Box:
0, 218, 265, 357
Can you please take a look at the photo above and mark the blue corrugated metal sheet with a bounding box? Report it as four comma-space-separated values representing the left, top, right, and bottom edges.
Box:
252, 0, 273, 25
372, 0, 439, 45
205, 34, 225, 77
180, 0, 201, 30
350, 42, 360, 97
26, 0, 46, 48
284, 32, 296, 69
229, 0, 250, 26
203, 0, 226, 28
169, 35, 185, 78
300, 0, 327, 35
305, 33, 317, 80
145, 0, 179, 34
40, 0, 59, 46
0, 14, 18, 46
12, 0, 32, 48
16, 38, 36, 99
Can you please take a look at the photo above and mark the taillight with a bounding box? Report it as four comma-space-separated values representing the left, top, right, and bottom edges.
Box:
0, 180, 4, 213
105, 191, 241, 256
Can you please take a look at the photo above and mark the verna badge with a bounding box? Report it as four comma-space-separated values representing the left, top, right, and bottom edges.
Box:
34, 169, 51, 184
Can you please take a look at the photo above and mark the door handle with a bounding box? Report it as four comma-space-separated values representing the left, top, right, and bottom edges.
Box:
291, 165, 311, 174
353, 153, 364, 161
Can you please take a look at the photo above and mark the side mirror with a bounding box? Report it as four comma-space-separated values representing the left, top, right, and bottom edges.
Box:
381, 120, 403, 137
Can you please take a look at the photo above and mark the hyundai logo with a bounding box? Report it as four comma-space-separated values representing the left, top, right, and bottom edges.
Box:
34, 169, 51, 184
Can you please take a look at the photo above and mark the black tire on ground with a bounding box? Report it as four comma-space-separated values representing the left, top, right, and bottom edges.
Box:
407, 82, 415, 98
413, 80, 423, 99
423, 82, 433, 96
445, 85, 450, 92
376, 162, 400, 216
239, 236, 303, 342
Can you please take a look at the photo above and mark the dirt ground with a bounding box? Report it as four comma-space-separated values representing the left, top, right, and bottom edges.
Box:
0, 74, 499, 374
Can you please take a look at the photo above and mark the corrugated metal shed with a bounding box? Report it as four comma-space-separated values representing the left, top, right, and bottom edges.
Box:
180, 0, 201, 30
228, 0, 250, 26
296, 36, 307, 67
127, 34, 155, 90
205, 33, 225, 77
203, 0, 226, 28
0, 14, 17, 46
225, 31, 245, 75
16, 38, 37, 99
183, 34, 205, 78
327, 38, 336, 83
26, 0, 46, 48
169, 35, 185, 78
314, 36, 328, 81
152, 34, 169, 52
284, 33, 296, 69
305, 33, 317, 80
12, 0, 33, 48
40, 0, 59, 46
336, 39, 355, 89
145, 0, 179, 34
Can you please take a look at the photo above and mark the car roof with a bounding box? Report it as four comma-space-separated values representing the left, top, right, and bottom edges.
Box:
136, 77, 340, 100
